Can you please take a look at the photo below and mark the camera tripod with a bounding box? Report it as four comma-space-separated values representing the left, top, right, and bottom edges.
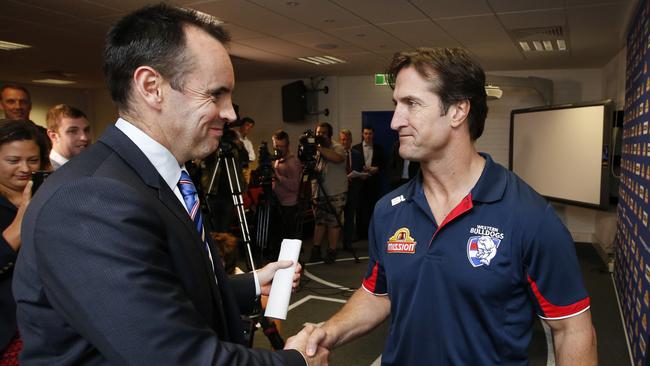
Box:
296, 157, 360, 263
202, 146, 287, 350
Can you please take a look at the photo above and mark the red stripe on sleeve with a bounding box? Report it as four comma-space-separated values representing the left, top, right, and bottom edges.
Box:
362, 262, 380, 293
527, 274, 590, 318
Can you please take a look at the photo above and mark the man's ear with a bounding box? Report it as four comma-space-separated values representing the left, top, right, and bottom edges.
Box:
132, 66, 164, 110
449, 99, 470, 128
46, 128, 58, 143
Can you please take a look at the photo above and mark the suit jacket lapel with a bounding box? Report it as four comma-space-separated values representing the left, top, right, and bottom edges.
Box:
98, 126, 228, 324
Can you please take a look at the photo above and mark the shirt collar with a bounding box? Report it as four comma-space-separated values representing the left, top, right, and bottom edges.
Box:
402, 153, 506, 204
49, 149, 69, 165
115, 118, 183, 191
470, 153, 507, 203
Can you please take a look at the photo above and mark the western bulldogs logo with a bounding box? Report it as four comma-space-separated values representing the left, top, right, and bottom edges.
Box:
467, 235, 500, 267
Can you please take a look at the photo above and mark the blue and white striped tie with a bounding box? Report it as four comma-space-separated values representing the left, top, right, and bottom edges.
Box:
178, 171, 216, 275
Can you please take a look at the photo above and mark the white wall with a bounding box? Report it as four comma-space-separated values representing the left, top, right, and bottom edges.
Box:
0, 81, 117, 140
489, 68, 604, 105
602, 47, 626, 109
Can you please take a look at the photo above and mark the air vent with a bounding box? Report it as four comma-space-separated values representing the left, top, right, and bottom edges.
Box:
510, 26, 567, 52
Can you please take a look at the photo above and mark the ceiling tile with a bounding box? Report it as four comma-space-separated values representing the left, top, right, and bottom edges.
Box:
409, 0, 492, 19
191, 0, 313, 36
235, 37, 322, 57
332, 0, 427, 24
488, 0, 563, 13
498, 8, 566, 30
222, 23, 268, 41
379, 20, 460, 49
327, 25, 410, 53
277, 31, 362, 55
246, 0, 367, 30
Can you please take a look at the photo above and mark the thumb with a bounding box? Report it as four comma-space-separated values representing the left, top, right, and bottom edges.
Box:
22, 181, 33, 201
306, 328, 324, 357
272, 260, 293, 270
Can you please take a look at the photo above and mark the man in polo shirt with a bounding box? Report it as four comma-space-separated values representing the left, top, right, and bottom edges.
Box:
296, 48, 597, 365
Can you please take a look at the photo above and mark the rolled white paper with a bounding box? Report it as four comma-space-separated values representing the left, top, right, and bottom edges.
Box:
264, 239, 302, 320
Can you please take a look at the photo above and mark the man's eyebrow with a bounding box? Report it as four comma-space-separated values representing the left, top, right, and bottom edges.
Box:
209, 86, 231, 96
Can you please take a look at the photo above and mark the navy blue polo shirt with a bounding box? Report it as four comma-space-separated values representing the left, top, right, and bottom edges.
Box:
362, 153, 590, 365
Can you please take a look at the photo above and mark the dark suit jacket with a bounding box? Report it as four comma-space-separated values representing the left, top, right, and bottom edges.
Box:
388, 141, 420, 190
352, 142, 384, 197
0, 195, 18, 351
13, 126, 304, 365
345, 148, 365, 207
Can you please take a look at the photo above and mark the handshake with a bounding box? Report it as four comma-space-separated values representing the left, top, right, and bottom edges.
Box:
284, 323, 333, 366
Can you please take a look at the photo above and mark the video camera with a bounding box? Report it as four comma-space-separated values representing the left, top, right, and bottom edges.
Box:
218, 123, 239, 157
297, 129, 326, 166
253, 141, 280, 188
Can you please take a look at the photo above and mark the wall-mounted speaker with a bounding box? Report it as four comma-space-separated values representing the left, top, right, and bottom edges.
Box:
282, 80, 307, 122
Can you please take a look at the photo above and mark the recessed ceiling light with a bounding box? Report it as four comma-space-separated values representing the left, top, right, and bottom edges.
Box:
32, 79, 76, 85
297, 55, 347, 65
557, 39, 567, 51
0, 40, 31, 51
518, 41, 531, 52
542, 40, 553, 51
532, 41, 543, 51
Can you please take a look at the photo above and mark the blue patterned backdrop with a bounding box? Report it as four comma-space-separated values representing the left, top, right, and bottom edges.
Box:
614, 1, 650, 365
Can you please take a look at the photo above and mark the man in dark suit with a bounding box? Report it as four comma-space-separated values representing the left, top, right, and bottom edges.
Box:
339, 129, 364, 250
388, 140, 420, 190
352, 126, 384, 239
12, 4, 324, 365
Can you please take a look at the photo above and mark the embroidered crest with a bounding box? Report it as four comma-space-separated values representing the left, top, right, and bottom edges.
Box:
387, 228, 416, 254
467, 236, 501, 267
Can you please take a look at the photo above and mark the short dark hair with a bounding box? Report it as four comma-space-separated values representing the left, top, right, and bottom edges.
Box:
241, 117, 255, 126
0, 119, 50, 169
103, 3, 230, 111
272, 129, 289, 143
316, 122, 333, 138
0, 84, 31, 101
387, 47, 488, 141
46, 104, 87, 131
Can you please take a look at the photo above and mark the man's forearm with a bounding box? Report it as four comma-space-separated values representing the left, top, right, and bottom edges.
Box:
548, 311, 597, 366
318, 146, 344, 163
320, 288, 390, 349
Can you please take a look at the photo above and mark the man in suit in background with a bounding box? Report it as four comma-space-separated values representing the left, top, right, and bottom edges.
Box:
339, 129, 364, 250
388, 140, 419, 190
46, 104, 91, 170
13, 4, 324, 365
352, 126, 384, 239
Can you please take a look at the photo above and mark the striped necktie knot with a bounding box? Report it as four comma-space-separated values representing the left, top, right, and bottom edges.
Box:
177, 171, 204, 239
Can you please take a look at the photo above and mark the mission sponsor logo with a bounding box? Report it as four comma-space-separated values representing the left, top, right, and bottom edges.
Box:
386, 228, 416, 254
467, 225, 505, 267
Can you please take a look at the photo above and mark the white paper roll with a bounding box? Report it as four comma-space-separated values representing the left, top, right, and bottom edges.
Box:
264, 239, 302, 320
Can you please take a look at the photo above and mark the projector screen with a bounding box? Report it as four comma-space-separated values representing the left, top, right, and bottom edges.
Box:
509, 101, 612, 209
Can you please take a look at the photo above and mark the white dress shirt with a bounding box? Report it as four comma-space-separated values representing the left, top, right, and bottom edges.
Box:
116, 118, 260, 294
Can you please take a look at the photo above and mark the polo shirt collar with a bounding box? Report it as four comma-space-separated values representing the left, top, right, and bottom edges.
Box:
402, 152, 506, 204
470, 153, 507, 203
